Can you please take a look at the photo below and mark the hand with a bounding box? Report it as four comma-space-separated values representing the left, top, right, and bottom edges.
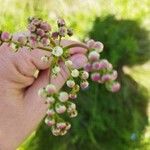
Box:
0, 41, 87, 150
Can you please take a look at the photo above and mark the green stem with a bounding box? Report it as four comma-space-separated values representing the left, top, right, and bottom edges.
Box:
63, 43, 89, 50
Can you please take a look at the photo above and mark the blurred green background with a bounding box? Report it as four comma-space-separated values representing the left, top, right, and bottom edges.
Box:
0, 0, 150, 149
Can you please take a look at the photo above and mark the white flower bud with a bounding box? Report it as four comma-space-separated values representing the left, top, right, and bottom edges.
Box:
45, 84, 57, 94
70, 110, 78, 118
56, 122, 66, 129
45, 118, 55, 126
88, 51, 100, 62
55, 104, 66, 114
58, 91, 69, 102
41, 55, 49, 63
46, 109, 55, 116
65, 60, 73, 68
52, 127, 61, 136
52, 66, 60, 74
38, 88, 47, 98
81, 71, 89, 80
66, 80, 75, 88
46, 96, 55, 104
52, 46, 63, 57
71, 69, 79, 78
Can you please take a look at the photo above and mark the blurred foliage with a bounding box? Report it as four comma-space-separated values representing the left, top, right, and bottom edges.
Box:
0, 0, 149, 150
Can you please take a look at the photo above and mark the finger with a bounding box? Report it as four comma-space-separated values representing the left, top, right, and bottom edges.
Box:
61, 40, 88, 54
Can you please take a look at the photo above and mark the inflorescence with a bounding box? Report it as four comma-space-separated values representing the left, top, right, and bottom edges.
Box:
0, 17, 120, 136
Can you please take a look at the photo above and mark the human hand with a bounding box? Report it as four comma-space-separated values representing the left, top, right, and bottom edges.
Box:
0, 40, 87, 150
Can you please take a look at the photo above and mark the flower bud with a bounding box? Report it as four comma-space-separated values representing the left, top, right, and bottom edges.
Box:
1, 32, 11, 41
92, 61, 101, 70
94, 41, 104, 53
69, 110, 78, 118
66, 80, 75, 88
58, 91, 69, 102
88, 51, 100, 62
45, 117, 55, 126
36, 29, 45, 37
41, 55, 49, 63
67, 28, 73, 36
91, 73, 101, 82
111, 70, 118, 80
55, 103, 66, 114
56, 122, 66, 129
52, 66, 60, 75
65, 60, 73, 68
81, 71, 89, 80
80, 81, 89, 89
52, 127, 61, 136
41, 37, 50, 46
17, 36, 27, 45
60, 130, 67, 136
32, 18, 41, 26
28, 24, 36, 32
46, 109, 55, 116
101, 74, 111, 82
57, 18, 66, 27
46, 84, 57, 94
40, 22, 51, 31
38, 88, 47, 98
66, 123, 71, 130
111, 82, 121, 92
52, 46, 63, 57
84, 63, 92, 72
51, 32, 59, 39
71, 69, 79, 78
46, 96, 55, 104
69, 93, 77, 99
59, 27, 67, 37
87, 39, 95, 49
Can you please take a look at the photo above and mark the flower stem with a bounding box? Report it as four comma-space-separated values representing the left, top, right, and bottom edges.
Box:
63, 43, 89, 50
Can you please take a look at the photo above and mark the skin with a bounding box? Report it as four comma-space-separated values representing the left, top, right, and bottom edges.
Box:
0, 41, 87, 150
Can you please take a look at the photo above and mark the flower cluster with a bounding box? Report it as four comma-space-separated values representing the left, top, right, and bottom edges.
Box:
0, 17, 120, 136
84, 39, 120, 92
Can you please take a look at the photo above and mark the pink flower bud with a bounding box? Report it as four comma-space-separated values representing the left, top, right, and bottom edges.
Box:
59, 27, 67, 37
17, 36, 27, 45
91, 73, 101, 82
80, 81, 89, 89
1, 32, 11, 41
57, 18, 66, 27
81, 71, 89, 80
93, 41, 104, 53
111, 82, 121, 92
40, 22, 51, 31
99, 59, 109, 69
66, 80, 75, 88
69, 93, 77, 99
41, 37, 50, 46
88, 51, 100, 62
92, 61, 102, 70
84, 63, 92, 72
58, 92, 69, 102
87, 39, 95, 49
46, 84, 57, 94
32, 18, 41, 26
36, 28, 45, 37
52, 32, 59, 39
45, 118, 55, 126
101, 74, 111, 82
55, 104, 66, 114
57, 122, 66, 129
46, 109, 55, 116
